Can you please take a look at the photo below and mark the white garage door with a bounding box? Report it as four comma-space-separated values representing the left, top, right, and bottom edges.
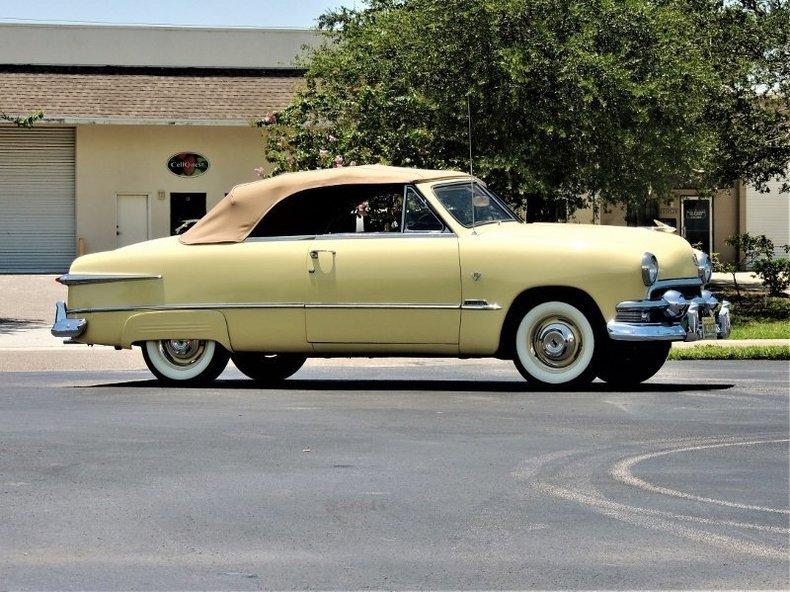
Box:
0, 127, 75, 272
746, 173, 790, 258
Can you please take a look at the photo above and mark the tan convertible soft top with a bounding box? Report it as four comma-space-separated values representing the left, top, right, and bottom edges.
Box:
180, 164, 471, 244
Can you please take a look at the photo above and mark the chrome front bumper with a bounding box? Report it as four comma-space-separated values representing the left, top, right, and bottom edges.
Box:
51, 301, 87, 338
607, 289, 731, 342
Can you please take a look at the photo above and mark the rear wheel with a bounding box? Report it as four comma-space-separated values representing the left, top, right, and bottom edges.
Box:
231, 352, 307, 384
512, 300, 597, 387
142, 339, 230, 386
596, 341, 671, 386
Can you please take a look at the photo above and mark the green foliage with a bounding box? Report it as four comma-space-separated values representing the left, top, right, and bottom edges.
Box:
1, 110, 44, 128
668, 345, 790, 360
728, 293, 790, 324
753, 257, 790, 295
730, 320, 789, 339
726, 232, 790, 294
259, 0, 789, 218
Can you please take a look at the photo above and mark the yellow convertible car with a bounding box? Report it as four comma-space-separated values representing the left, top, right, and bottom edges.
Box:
52, 165, 731, 386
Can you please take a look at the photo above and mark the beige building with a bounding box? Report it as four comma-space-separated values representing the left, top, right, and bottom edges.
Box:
0, 23, 316, 272
1, 23, 786, 272
571, 179, 788, 264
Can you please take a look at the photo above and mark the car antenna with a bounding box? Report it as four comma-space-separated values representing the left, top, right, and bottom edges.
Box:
467, 95, 477, 234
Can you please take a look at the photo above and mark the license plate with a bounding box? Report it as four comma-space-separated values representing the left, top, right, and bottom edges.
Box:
702, 315, 718, 340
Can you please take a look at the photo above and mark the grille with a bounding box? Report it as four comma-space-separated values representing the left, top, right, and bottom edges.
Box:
651, 284, 702, 301
615, 309, 649, 323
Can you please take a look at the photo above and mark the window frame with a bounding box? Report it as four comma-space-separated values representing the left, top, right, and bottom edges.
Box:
431, 180, 519, 228
401, 185, 451, 234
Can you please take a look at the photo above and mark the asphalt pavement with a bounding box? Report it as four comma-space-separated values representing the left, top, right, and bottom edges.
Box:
0, 359, 788, 590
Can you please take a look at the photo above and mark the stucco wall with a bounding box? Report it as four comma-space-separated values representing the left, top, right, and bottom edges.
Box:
712, 188, 738, 262
75, 125, 267, 254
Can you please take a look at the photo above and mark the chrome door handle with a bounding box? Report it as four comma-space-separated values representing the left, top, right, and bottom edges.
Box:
309, 249, 336, 259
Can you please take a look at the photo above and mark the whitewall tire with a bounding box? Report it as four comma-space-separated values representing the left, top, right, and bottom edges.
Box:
142, 339, 230, 385
513, 301, 596, 386
231, 352, 307, 384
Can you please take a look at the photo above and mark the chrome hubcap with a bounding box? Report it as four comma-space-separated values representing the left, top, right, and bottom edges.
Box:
160, 339, 205, 366
531, 318, 581, 368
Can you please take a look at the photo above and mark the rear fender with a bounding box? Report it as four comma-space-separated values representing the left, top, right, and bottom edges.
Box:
121, 310, 232, 350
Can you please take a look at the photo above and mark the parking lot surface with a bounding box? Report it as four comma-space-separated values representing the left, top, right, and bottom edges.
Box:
0, 360, 787, 590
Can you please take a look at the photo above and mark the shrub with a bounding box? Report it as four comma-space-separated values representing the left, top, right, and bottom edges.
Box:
752, 257, 790, 295
725, 233, 790, 296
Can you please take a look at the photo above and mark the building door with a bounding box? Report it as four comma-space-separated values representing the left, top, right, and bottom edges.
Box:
0, 127, 75, 272
116, 194, 149, 247
681, 197, 712, 254
170, 193, 206, 235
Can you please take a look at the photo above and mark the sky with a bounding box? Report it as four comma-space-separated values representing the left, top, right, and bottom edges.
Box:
0, 0, 359, 29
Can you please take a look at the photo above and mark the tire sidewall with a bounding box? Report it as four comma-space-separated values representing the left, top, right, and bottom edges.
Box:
514, 301, 596, 385
231, 352, 307, 383
597, 340, 670, 385
144, 340, 220, 382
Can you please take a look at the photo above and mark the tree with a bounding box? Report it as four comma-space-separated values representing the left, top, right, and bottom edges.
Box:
259, 0, 789, 220
1, 110, 44, 128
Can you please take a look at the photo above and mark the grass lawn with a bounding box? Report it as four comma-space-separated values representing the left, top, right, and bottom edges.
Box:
669, 345, 790, 360
718, 292, 790, 339
730, 320, 789, 339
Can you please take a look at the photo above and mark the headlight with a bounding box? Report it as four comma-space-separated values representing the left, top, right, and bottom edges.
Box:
641, 252, 659, 286
697, 252, 712, 284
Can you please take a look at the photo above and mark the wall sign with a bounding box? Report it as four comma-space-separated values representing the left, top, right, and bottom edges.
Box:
167, 152, 209, 178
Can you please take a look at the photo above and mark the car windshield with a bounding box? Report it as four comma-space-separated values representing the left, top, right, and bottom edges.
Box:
432, 182, 517, 227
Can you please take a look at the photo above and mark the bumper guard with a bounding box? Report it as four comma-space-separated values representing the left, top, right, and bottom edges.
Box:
607, 290, 731, 342
51, 301, 87, 339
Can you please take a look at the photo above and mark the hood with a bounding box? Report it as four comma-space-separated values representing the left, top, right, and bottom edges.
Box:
474, 222, 699, 280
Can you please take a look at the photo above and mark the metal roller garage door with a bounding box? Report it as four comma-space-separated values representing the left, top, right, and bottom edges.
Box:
0, 127, 75, 272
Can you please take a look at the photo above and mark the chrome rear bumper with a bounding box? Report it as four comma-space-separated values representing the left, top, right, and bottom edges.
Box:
607, 290, 731, 342
51, 301, 87, 338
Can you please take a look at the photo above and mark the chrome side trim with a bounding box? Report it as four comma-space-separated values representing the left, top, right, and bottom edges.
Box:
57, 273, 162, 286
51, 301, 87, 338
69, 302, 305, 314
68, 302, 464, 314
313, 232, 455, 240
461, 299, 502, 310
247, 232, 454, 242
245, 235, 316, 243
306, 303, 459, 310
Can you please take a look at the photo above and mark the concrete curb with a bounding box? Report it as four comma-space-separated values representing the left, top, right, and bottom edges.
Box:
672, 339, 789, 349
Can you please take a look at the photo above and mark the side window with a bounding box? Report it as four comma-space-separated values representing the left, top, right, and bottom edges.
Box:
324, 185, 403, 234
404, 187, 444, 232
249, 184, 405, 238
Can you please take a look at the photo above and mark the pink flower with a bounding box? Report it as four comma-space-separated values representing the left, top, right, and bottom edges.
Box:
349, 161, 357, 167
253, 166, 266, 177
333, 155, 345, 168
327, 134, 338, 143
261, 112, 276, 125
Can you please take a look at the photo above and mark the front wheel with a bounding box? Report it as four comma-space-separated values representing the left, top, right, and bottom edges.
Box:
231, 352, 307, 384
142, 339, 230, 385
512, 300, 597, 387
596, 341, 671, 386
